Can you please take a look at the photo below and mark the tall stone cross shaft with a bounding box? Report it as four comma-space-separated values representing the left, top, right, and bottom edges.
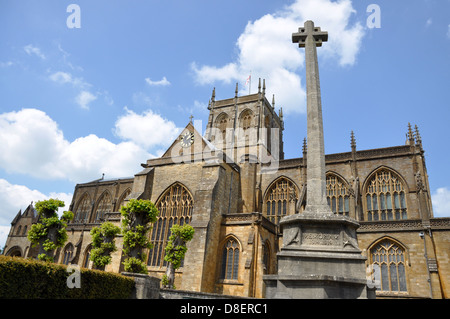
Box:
293, 21, 331, 214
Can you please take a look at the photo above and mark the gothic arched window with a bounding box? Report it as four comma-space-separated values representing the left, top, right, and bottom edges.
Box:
63, 243, 74, 265
117, 188, 131, 211
326, 174, 350, 216
370, 239, 407, 293
147, 183, 193, 268
265, 178, 298, 225
365, 170, 408, 221
83, 245, 92, 268
94, 192, 112, 222
214, 113, 230, 146
74, 193, 91, 223
220, 237, 240, 280
240, 109, 253, 130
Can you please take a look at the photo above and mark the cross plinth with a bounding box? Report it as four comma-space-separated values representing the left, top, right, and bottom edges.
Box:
292, 20, 331, 214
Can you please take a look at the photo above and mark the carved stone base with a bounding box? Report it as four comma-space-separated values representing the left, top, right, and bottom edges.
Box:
264, 213, 374, 299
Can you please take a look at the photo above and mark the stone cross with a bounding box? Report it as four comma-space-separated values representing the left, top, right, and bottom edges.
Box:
292, 21, 331, 214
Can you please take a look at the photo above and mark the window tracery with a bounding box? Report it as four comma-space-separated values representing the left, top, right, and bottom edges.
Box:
264, 178, 298, 225
370, 239, 407, 293
74, 193, 91, 223
117, 188, 131, 211
94, 192, 112, 222
63, 243, 74, 265
365, 170, 407, 221
220, 237, 240, 280
147, 183, 193, 268
326, 174, 350, 216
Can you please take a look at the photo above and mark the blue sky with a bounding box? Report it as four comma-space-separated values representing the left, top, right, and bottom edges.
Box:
1, 0, 449, 247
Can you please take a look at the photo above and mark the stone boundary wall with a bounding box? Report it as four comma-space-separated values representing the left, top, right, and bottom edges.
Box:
122, 272, 253, 299
160, 288, 254, 299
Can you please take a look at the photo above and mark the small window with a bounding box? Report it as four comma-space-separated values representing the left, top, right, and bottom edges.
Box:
63, 244, 74, 265
220, 238, 240, 280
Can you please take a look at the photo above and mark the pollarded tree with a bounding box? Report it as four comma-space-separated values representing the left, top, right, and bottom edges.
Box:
89, 222, 121, 270
120, 199, 159, 274
162, 224, 195, 289
27, 199, 74, 262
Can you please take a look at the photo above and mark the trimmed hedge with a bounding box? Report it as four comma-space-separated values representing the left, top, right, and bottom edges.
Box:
0, 255, 135, 299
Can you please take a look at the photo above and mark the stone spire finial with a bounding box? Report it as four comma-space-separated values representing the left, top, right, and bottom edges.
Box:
262, 79, 266, 95
211, 87, 216, 102
235, 83, 238, 97
351, 130, 356, 150
407, 123, 414, 141
279, 107, 283, 120
272, 94, 275, 109
302, 137, 307, 154
414, 124, 422, 145
258, 78, 261, 93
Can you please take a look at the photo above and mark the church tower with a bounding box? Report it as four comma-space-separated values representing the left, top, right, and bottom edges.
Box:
204, 79, 285, 164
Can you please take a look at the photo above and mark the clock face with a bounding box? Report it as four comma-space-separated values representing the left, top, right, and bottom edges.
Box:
180, 131, 194, 148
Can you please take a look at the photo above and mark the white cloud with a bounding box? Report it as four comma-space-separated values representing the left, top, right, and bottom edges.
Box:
23, 44, 46, 60
49, 71, 73, 84
0, 179, 73, 249
0, 108, 151, 183
425, 18, 432, 27
114, 107, 181, 149
0, 225, 10, 250
191, 0, 364, 114
75, 90, 97, 109
191, 62, 240, 85
431, 187, 450, 217
447, 24, 450, 39
49, 71, 112, 108
49, 70, 90, 88
145, 76, 171, 86
0, 179, 72, 224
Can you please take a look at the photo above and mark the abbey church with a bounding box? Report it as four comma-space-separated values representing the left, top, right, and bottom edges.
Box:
3, 81, 450, 299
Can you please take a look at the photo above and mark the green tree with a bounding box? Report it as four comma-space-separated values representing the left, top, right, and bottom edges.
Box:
27, 199, 73, 262
120, 199, 159, 274
162, 224, 195, 289
89, 222, 121, 270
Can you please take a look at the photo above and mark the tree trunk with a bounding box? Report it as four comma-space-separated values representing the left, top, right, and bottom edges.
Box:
165, 262, 175, 288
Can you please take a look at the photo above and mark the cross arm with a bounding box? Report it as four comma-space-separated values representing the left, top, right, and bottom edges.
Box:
292, 26, 328, 48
